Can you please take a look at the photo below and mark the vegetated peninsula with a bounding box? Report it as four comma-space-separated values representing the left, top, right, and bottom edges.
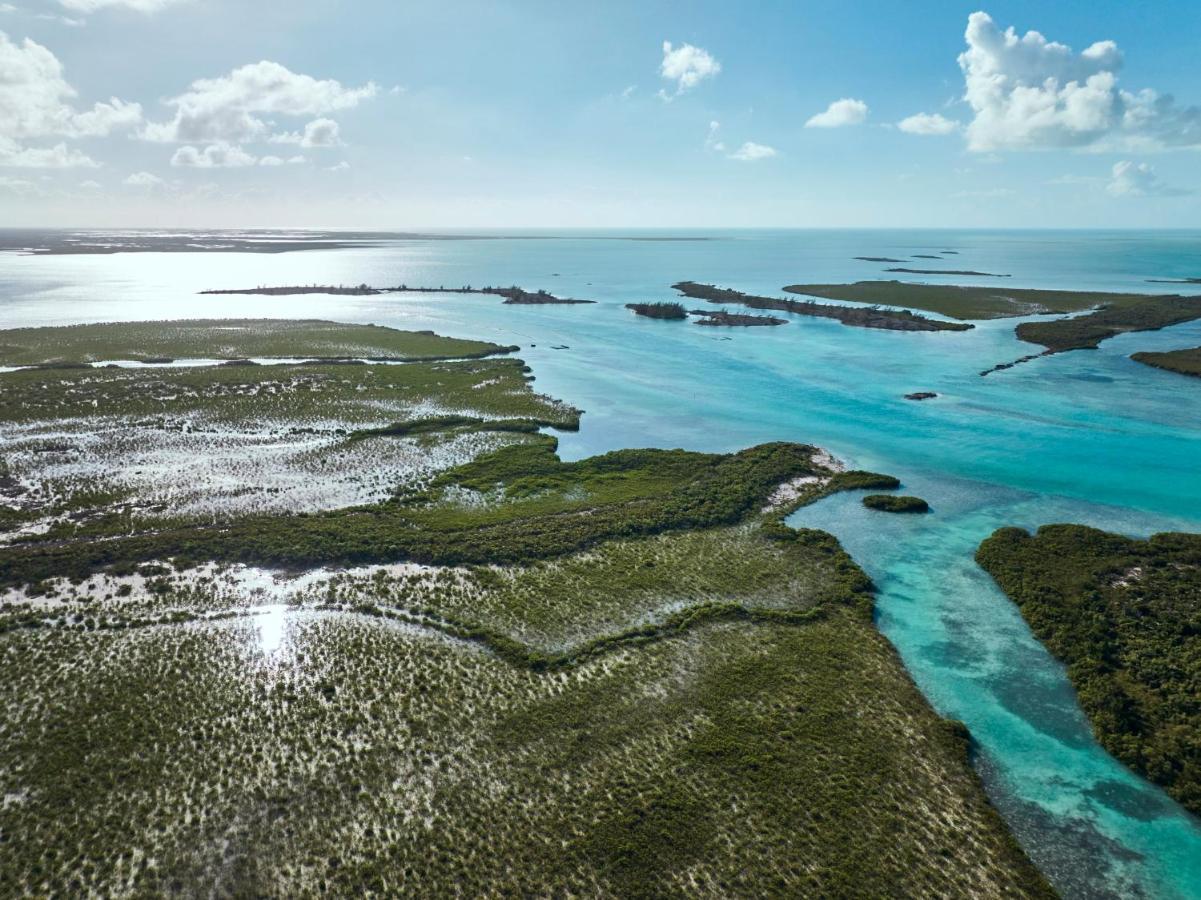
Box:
202, 283, 597, 305
781, 281, 1166, 321
626, 301, 688, 320
1131, 347, 1201, 378
0, 319, 513, 366
978, 525, 1201, 818
0, 319, 1053, 897
672, 282, 971, 333
1014, 294, 1201, 353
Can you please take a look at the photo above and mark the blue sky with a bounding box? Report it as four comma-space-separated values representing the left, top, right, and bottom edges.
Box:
1, 0, 1199, 227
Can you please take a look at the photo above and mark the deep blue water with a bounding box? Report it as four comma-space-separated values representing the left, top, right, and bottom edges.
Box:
2, 229, 1200, 898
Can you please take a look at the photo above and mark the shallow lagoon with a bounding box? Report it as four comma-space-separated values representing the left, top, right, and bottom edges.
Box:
3, 228, 1200, 898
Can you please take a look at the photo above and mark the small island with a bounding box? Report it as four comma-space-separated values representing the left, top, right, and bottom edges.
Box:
863, 494, 930, 513
884, 268, 1010, 278
905, 392, 938, 401
690, 309, 787, 327
1131, 346, 1201, 378
673, 282, 971, 333
626, 301, 688, 320
201, 283, 597, 305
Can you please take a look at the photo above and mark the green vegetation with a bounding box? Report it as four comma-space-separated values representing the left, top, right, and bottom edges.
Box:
690, 310, 787, 327
626, 301, 688, 320
0, 320, 1055, 896
1016, 296, 1201, 353
863, 494, 930, 513
828, 470, 902, 492
1131, 347, 1201, 378
978, 525, 1201, 817
675, 281, 972, 332
0, 319, 510, 366
782, 281, 1165, 321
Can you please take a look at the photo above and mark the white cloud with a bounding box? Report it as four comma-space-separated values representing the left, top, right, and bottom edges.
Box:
144, 61, 377, 144
170, 142, 256, 168
0, 136, 97, 166
271, 117, 341, 148
704, 120, 724, 152
659, 41, 720, 96
328, 160, 350, 172
805, 98, 868, 128
959, 11, 1201, 152
951, 187, 1015, 198
58, 0, 189, 11
1107, 160, 1190, 197
0, 31, 142, 139
0, 5, 18, 13
123, 170, 164, 187
898, 112, 959, 135
728, 141, 777, 161
0, 174, 36, 191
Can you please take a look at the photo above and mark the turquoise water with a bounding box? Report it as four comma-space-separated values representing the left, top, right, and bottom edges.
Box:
2, 229, 1200, 897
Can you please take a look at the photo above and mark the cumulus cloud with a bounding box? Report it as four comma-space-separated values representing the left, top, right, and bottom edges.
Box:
58, 0, 189, 11
0, 136, 97, 166
123, 170, 164, 187
898, 112, 959, 135
704, 120, 724, 152
1107, 160, 1190, 197
805, 98, 868, 128
0, 31, 143, 140
170, 142, 256, 168
659, 41, 720, 96
729, 141, 777, 161
271, 117, 341, 148
258, 154, 305, 166
959, 11, 1201, 151
144, 61, 377, 144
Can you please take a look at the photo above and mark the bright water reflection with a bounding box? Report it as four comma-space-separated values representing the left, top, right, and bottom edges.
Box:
3, 229, 1200, 898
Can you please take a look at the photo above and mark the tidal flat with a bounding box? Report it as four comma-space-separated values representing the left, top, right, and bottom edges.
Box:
0, 318, 1054, 896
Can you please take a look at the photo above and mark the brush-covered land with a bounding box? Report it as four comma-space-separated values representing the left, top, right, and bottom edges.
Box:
674, 282, 972, 332
1131, 347, 1201, 378
626, 301, 688, 320
1015, 296, 1201, 353
782, 281, 1167, 321
0, 319, 511, 366
978, 524, 1201, 818
863, 494, 930, 513
0, 320, 1055, 897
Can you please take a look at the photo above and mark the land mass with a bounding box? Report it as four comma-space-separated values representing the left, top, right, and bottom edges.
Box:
1130, 347, 1201, 378
1015, 295, 1201, 353
625, 301, 688, 320
689, 309, 787, 327
781, 281, 1167, 321
863, 494, 930, 513
978, 525, 1201, 818
884, 268, 1010, 278
0, 319, 1052, 897
202, 284, 596, 305
673, 282, 972, 333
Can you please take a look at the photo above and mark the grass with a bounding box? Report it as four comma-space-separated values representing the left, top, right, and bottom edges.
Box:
863, 494, 929, 513
0, 525, 1052, 897
1015, 296, 1201, 353
782, 281, 1168, 321
1131, 347, 1201, 378
0, 318, 1055, 896
0, 319, 511, 366
978, 524, 1201, 817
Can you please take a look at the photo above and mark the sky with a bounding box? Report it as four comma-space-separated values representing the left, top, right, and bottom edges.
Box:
1, 0, 1199, 228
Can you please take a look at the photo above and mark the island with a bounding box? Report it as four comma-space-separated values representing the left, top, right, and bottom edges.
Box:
781, 281, 1166, 320
0, 319, 1052, 897
201, 284, 597, 305
863, 494, 930, 513
884, 268, 1010, 278
1015, 295, 1201, 353
854, 256, 906, 263
673, 282, 972, 333
905, 392, 939, 401
690, 309, 787, 327
626, 301, 688, 320
978, 525, 1201, 818
1131, 347, 1201, 378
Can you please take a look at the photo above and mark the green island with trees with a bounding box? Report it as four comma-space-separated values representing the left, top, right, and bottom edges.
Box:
863, 494, 930, 513
1131, 346, 1201, 378
0, 320, 1055, 896
977, 524, 1201, 818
